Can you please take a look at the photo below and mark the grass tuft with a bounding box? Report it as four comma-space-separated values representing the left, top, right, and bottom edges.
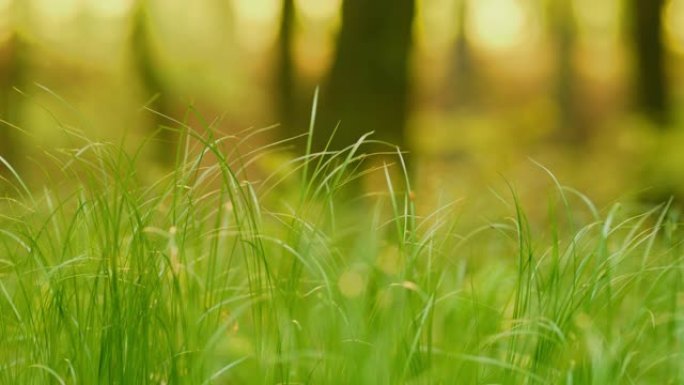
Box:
0, 122, 683, 384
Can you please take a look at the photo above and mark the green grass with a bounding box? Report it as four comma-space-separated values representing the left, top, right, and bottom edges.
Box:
1, 122, 683, 384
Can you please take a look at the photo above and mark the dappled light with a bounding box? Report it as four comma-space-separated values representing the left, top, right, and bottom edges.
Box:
296, 0, 340, 20
665, 0, 684, 54
0, 0, 680, 204
232, 0, 280, 50
467, 0, 537, 52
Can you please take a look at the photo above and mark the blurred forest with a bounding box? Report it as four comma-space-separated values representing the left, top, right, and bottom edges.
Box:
0, 0, 684, 202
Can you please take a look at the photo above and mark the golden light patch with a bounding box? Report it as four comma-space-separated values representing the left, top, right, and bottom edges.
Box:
338, 270, 365, 298
665, 0, 684, 54
232, 0, 280, 50
84, 0, 134, 18
232, 0, 279, 23
31, 0, 81, 22
416, 0, 458, 52
376, 246, 403, 276
467, 0, 536, 52
296, 0, 340, 21
574, 0, 620, 41
0, 0, 10, 13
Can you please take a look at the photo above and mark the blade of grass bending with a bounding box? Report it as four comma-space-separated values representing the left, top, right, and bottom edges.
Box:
0, 279, 22, 322
200, 356, 249, 385
29, 364, 66, 385
0, 156, 31, 201
302, 86, 319, 187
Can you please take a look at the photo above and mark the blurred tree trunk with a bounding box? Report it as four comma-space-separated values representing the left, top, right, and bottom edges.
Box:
446, 0, 475, 108
320, 0, 415, 151
551, 0, 582, 142
0, 33, 26, 176
131, 0, 176, 165
276, 0, 297, 136
631, 0, 669, 126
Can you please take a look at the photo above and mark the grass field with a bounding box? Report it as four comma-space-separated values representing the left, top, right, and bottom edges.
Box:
1, 123, 683, 384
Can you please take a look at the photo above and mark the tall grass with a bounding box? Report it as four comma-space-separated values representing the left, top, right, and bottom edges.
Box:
0, 119, 683, 384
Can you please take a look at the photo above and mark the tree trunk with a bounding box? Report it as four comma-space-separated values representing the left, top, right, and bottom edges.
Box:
320, 0, 415, 151
0, 33, 26, 176
631, 0, 669, 126
131, 1, 176, 165
551, 0, 582, 141
276, 0, 297, 137
446, 0, 474, 108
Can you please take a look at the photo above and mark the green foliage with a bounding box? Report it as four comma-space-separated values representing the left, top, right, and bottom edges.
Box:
0, 124, 683, 384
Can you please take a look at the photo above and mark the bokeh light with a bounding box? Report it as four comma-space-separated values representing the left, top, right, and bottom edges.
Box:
84, 0, 134, 18
417, 0, 458, 52
31, 0, 81, 23
0, 0, 11, 12
0, 0, 13, 44
467, 0, 536, 52
665, 0, 684, 54
232, 0, 280, 52
296, 0, 340, 21
0, 0, 680, 204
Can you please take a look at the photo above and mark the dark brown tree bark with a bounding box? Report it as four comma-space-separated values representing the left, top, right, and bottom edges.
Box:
276, 0, 297, 136
631, 0, 669, 126
319, 0, 415, 151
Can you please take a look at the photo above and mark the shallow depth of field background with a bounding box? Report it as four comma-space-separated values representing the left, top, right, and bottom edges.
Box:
0, 0, 683, 202
3, 3, 684, 384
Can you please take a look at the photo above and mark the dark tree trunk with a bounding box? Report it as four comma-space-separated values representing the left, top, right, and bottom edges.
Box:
320, 0, 415, 151
0, 33, 26, 176
551, 0, 582, 141
446, 0, 474, 108
276, 0, 297, 136
631, 0, 669, 126
131, 1, 176, 165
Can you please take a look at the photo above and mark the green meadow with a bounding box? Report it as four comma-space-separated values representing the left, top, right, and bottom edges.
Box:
1, 124, 682, 385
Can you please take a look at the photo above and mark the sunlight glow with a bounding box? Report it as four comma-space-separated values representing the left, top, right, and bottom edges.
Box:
232, 0, 279, 23
467, 0, 531, 52
0, 0, 12, 45
296, 0, 340, 20
293, 0, 341, 78
338, 270, 365, 298
84, 0, 134, 18
574, 0, 620, 42
573, 0, 622, 81
0, 0, 11, 12
665, 0, 684, 54
232, 0, 280, 51
417, 0, 458, 51
31, 0, 81, 22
